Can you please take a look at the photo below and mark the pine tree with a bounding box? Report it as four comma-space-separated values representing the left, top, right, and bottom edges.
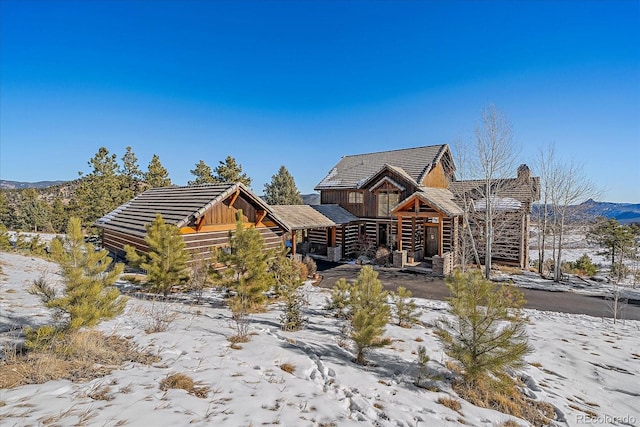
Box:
16, 188, 51, 232
71, 147, 128, 228
213, 155, 252, 187
271, 249, 306, 331
145, 154, 172, 188
121, 146, 144, 196
33, 217, 126, 331
392, 286, 420, 327
436, 270, 532, 384
50, 198, 68, 233
587, 217, 638, 281
348, 265, 391, 364
0, 191, 12, 227
0, 223, 11, 250
188, 160, 216, 185
263, 165, 303, 205
125, 214, 191, 296
215, 212, 274, 340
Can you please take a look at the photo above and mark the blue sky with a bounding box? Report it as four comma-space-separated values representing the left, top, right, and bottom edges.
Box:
1, 0, 638, 203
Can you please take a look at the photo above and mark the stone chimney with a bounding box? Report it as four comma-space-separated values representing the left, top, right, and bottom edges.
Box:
517, 164, 531, 183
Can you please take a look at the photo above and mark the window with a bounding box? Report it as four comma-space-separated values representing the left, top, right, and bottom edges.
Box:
377, 191, 399, 217
348, 191, 363, 204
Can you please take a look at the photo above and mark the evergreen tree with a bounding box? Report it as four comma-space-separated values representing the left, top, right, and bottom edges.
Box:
188, 160, 216, 185
587, 217, 638, 281
121, 146, 144, 196
274, 255, 306, 331
215, 212, 274, 340
392, 286, 420, 328
50, 198, 68, 233
213, 155, 252, 187
71, 147, 128, 227
0, 191, 13, 227
16, 189, 51, 232
125, 214, 191, 297
348, 266, 391, 364
436, 271, 532, 384
145, 154, 172, 188
263, 165, 303, 205
31, 217, 126, 331
0, 223, 12, 250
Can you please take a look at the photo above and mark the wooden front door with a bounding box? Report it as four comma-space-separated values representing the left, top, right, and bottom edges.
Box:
425, 225, 439, 257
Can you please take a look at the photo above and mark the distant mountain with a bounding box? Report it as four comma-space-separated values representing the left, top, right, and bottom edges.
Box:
1, 180, 67, 190
533, 199, 640, 224
578, 199, 640, 224
302, 193, 320, 205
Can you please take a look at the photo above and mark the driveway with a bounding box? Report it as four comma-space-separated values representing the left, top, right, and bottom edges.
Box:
315, 262, 640, 321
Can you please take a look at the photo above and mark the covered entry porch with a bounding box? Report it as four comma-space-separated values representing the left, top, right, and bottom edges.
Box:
269, 204, 359, 262
391, 188, 462, 269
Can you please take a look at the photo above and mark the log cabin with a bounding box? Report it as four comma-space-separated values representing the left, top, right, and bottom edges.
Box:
96, 183, 289, 262
96, 182, 360, 265
315, 145, 539, 270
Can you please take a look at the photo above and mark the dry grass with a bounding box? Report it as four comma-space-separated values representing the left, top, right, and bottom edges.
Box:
437, 396, 462, 414
497, 421, 523, 427
279, 363, 296, 374
496, 265, 523, 275
453, 377, 555, 427
159, 373, 209, 398
0, 330, 159, 389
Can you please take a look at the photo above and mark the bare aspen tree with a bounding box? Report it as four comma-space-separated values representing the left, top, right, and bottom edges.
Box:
451, 138, 482, 270
474, 105, 520, 279
533, 144, 555, 275
546, 158, 597, 282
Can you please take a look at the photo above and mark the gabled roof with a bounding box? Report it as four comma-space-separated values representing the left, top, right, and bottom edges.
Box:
269, 204, 359, 230
96, 183, 289, 237
393, 188, 464, 217
315, 145, 451, 190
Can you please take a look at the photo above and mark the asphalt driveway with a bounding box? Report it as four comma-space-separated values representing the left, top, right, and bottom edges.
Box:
315, 262, 640, 321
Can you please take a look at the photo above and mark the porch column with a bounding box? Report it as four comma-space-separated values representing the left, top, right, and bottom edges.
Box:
397, 215, 403, 251
291, 230, 297, 256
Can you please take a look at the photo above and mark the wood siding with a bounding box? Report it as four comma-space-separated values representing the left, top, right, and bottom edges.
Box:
320, 170, 419, 219
103, 222, 284, 264
422, 162, 449, 188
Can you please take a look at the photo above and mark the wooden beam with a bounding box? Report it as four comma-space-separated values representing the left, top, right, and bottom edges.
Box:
291, 230, 297, 256
255, 209, 267, 226
229, 189, 240, 207
439, 213, 444, 256
196, 217, 205, 232
397, 214, 403, 251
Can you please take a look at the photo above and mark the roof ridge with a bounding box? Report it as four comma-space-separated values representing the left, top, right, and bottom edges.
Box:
340, 144, 446, 159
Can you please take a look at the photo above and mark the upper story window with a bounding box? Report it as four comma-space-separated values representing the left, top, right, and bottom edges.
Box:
348, 191, 363, 204
377, 191, 399, 217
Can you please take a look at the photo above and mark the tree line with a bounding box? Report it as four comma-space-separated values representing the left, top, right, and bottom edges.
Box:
0, 146, 303, 233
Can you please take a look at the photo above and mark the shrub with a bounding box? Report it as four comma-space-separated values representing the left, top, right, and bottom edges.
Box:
159, 373, 209, 398
375, 246, 391, 266
302, 255, 317, 277
563, 254, 597, 277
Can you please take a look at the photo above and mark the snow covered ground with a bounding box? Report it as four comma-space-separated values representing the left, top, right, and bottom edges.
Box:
1, 251, 639, 427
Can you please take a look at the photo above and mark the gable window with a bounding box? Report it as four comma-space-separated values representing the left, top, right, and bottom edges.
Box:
348, 191, 363, 204
377, 191, 399, 216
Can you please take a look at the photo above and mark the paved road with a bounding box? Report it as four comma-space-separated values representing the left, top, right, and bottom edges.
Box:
315, 262, 640, 321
